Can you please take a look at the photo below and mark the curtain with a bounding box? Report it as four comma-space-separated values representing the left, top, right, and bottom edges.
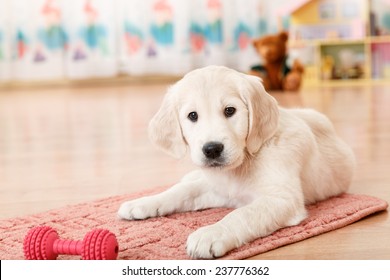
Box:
0, 0, 281, 81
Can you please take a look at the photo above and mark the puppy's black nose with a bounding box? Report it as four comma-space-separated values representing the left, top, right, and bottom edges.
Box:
202, 142, 224, 159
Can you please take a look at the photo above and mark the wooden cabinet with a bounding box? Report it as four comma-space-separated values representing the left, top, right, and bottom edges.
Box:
289, 37, 390, 85
288, 0, 390, 85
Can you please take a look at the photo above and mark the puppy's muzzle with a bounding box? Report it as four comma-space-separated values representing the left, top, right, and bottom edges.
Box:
202, 142, 224, 159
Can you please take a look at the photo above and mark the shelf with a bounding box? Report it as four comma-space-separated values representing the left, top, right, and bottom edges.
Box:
369, 36, 390, 43
290, 36, 390, 82
291, 36, 390, 47
288, 0, 390, 84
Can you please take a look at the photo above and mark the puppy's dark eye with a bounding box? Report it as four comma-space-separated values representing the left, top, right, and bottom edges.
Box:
224, 107, 236, 118
188, 111, 198, 122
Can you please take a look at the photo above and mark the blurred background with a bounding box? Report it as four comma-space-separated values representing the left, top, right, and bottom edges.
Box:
0, 0, 289, 82
1, 0, 390, 84
0, 0, 390, 259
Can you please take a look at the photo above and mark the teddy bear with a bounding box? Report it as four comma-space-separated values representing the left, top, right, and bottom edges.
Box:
249, 31, 304, 91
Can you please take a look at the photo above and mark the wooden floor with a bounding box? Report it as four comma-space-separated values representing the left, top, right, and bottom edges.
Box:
0, 82, 389, 259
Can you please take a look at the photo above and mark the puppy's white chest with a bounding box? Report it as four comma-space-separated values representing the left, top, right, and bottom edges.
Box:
207, 173, 254, 207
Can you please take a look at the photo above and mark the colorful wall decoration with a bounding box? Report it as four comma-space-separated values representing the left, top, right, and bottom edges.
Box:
0, 0, 9, 80
7, 0, 67, 80
37, 1, 68, 59
0, 0, 281, 81
64, 0, 117, 79
0, 31, 3, 61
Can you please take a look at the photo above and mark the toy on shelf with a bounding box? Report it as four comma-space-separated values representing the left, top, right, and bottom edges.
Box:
321, 55, 334, 80
249, 31, 304, 92
23, 226, 119, 260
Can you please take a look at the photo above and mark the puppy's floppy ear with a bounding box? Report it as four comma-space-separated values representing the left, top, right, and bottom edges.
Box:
239, 74, 279, 155
148, 86, 187, 159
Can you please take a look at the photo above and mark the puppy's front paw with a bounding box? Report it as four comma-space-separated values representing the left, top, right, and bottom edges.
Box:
118, 197, 165, 220
186, 224, 238, 259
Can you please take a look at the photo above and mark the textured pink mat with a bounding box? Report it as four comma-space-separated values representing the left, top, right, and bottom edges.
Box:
0, 186, 388, 260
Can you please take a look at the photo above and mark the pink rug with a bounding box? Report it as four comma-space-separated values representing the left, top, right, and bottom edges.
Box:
0, 186, 388, 260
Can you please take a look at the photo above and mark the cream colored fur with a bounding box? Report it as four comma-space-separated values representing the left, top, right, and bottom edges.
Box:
118, 66, 355, 259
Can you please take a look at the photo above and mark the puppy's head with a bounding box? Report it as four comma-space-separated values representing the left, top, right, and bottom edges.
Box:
149, 66, 279, 170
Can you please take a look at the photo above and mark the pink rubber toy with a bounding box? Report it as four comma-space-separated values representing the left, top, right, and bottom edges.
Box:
23, 226, 119, 260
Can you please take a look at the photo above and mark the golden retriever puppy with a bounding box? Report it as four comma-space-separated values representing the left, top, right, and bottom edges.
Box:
118, 66, 355, 259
